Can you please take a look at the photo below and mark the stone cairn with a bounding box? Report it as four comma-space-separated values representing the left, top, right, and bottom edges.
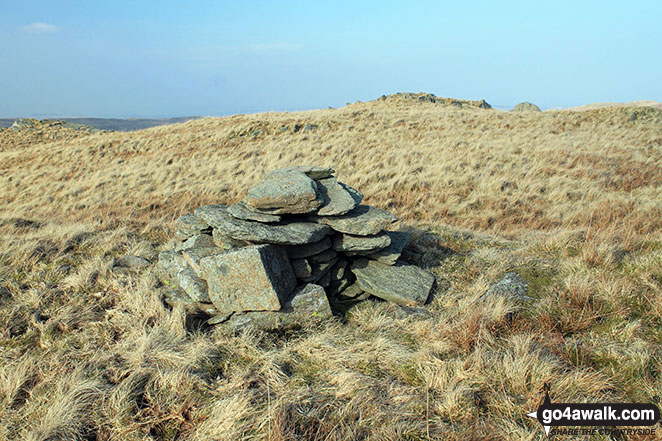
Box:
157, 165, 435, 330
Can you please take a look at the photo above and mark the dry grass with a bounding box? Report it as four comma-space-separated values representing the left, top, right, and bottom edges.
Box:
1, 96, 661, 440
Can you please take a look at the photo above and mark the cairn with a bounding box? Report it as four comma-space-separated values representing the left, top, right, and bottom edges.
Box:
157, 166, 435, 330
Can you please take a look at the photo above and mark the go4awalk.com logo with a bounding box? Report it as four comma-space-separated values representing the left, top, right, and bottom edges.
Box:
527, 383, 660, 437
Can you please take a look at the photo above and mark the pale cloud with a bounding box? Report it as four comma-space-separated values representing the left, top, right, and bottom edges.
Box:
22, 22, 61, 34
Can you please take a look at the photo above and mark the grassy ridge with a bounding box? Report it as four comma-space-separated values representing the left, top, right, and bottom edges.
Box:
0, 97, 661, 440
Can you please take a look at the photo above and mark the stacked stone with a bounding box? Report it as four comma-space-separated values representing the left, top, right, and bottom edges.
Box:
157, 165, 435, 329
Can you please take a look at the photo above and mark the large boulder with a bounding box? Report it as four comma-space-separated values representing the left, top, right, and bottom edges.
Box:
199, 245, 296, 313
350, 258, 434, 306
195, 205, 331, 245
315, 177, 363, 216
310, 205, 397, 235
512, 102, 541, 112
244, 169, 323, 214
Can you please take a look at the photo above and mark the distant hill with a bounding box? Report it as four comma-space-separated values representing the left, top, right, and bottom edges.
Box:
563, 100, 662, 111
0, 116, 201, 131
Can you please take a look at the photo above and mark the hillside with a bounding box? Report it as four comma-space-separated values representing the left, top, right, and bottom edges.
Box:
1, 94, 661, 440
0, 116, 201, 132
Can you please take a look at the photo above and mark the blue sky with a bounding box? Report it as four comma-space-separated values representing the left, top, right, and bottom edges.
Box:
1, 1, 660, 117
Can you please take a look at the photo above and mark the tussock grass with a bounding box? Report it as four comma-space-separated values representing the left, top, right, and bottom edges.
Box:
1, 98, 661, 440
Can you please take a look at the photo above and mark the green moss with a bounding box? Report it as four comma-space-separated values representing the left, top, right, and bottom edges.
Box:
396, 360, 424, 386
512, 263, 559, 298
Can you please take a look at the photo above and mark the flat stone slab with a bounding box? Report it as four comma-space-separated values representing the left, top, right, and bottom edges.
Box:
315, 177, 363, 216
228, 202, 282, 223
332, 231, 391, 252
269, 165, 335, 180
286, 236, 332, 258
175, 233, 215, 251
368, 231, 411, 265
199, 245, 296, 313
212, 229, 251, 250
308, 248, 338, 263
310, 205, 397, 235
175, 214, 209, 240
244, 169, 322, 214
335, 281, 364, 299
351, 258, 435, 306
195, 205, 331, 245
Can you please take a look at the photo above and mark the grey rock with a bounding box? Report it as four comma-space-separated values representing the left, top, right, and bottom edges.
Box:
175, 233, 215, 251
327, 275, 354, 297
351, 259, 435, 306
332, 231, 391, 253
339, 282, 364, 299
329, 259, 347, 281
156, 250, 212, 302
318, 270, 331, 287
176, 266, 210, 302
196, 205, 331, 245
308, 248, 338, 263
221, 311, 289, 332
156, 250, 186, 282
311, 205, 397, 235
291, 258, 312, 278
212, 228, 251, 250
180, 246, 226, 275
368, 231, 411, 265
199, 245, 296, 313
484, 272, 532, 301
288, 284, 332, 317
299, 257, 339, 283
315, 177, 363, 216
286, 236, 332, 258
114, 255, 151, 271
228, 202, 282, 223
219, 283, 332, 331
207, 312, 234, 325
244, 169, 322, 214
163, 289, 195, 306
269, 165, 335, 180
512, 102, 541, 112
354, 291, 372, 301
175, 214, 210, 240
392, 305, 433, 319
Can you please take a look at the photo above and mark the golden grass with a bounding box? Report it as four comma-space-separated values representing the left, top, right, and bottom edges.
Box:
1, 97, 661, 440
